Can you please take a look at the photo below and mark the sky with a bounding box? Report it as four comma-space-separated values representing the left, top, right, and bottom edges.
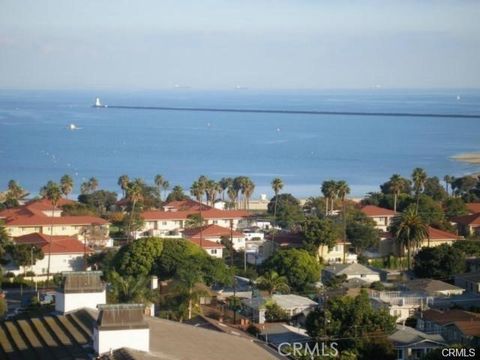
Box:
1, 0, 479, 90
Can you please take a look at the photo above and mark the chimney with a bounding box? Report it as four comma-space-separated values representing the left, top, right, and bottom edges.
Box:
94, 304, 149, 355
55, 271, 106, 314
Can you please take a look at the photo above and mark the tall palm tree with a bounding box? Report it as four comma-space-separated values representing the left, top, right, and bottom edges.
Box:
227, 185, 238, 209
336, 180, 350, 264
411, 168, 427, 213
443, 175, 453, 196
118, 175, 130, 198
256, 271, 290, 296
233, 177, 245, 209
154, 175, 166, 201
219, 177, 233, 201
389, 174, 403, 213
271, 178, 284, 231
161, 180, 170, 201
243, 178, 255, 210
126, 179, 144, 242
6, 180, 27, 205
321, 180, 337, 215
190, 181, 203, 202
89, 177, 99, 192
40, 181, 61, 287
390, 206, 428, 270
173, 260, 206, 320
197, 175, 209, 203
108, 271, 156, 304
60, 174, 74, 199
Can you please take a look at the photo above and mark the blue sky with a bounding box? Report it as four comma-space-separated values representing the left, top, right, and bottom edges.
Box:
1, 0, 479, 89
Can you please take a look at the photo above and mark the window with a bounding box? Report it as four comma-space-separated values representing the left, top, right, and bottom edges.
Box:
213, 220, 218, 225
162, 221, 167, 225
211, 249, 217, 254
361, 274, 366, 278
396, 349, 403, 360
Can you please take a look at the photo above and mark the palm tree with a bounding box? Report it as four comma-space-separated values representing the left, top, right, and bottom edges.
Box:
390, 206, 428, 270
161, 180, 170, 201
89, 177, 99, 192
40, 181, 61, 287
271, 178, 284, 231
256, 271, 290, 296
243, 178, 255, 210
227, 185, 238, 209
411, 168, 427, 213
6, 180, 27, 205
389, 174, 403, 213
118, 175, 130, 198
321, 180, 337, 215
219, 177, 233, 201
60, 174, 74, 199
197, 175, 209, 203
173, 260, 207, 320
108, 271, 156, 304
205, 179, 220, 206
443, 175, 453, 196
233, 177, 245, 209
154, 175, 166, 201
126, 179, 144, 242
190, 181, 203, 202
336, 180, 350, 264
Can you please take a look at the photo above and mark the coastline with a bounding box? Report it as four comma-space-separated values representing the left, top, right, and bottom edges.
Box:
451, 152, 480, 165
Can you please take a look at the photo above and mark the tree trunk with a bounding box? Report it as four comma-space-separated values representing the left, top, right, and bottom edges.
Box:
46, 203, 56, 288
394, 194, 398, 213
188, 287, 193, 320
128, 200, 137, 243
407, 240, 411, 271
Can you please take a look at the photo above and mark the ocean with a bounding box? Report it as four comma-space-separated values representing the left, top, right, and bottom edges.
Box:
0, 89, 479, 198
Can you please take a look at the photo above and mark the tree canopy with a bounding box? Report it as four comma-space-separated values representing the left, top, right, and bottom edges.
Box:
414, 244, 466, 280
302, 217, 340, 253
267, 193, 304, 229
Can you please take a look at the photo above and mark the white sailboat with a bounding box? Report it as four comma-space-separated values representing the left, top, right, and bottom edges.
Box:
93, 97, 107, 108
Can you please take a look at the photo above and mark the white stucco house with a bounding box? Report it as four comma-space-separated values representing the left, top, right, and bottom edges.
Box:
322, 263, 381, 284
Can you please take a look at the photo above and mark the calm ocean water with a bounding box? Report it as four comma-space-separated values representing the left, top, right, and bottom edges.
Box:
0, 89, 479, 198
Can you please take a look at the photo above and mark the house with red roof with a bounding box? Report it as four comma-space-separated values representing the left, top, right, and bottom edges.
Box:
466, 203, 480, 215
139, 200, 249, 238
452, 213, 480, 237
360, 205, 396, 231
5, 233, 92, 277
0, 199, 110, 246
183, 224, 245, 251
378, 227, 462, 257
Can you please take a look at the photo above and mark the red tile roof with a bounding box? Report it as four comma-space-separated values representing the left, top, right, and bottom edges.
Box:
14, 233, 91, 254
25, 198, 75, 211
453, 213, 480, 226
420, 309, 480, 325
466, 203, 480, 214
164, 199, 212, 212
450, 321, 480, 337
428, 226, 461, 241
142, 209, 249, 221
183, 224, 243, 239
188, 238, 224, 249
360, 205, 396, 217
0, 200, 108, 227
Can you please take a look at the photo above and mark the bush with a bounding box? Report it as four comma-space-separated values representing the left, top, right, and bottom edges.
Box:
264, 301, 289, 322
247, 324, 261, 336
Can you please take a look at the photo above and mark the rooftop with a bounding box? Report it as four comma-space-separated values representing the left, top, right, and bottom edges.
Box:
142, 208, 249, 221
449, 321, 480, 337
419, 309, 480, 325
452, 213, 480, 226
97, 304, 148, 331
360, 205, 396, 217
403, 279, 464, 295
59, 271, 105, 294
388, 325, 445, 346
183, 224, 244, 239
14, 232, 91, 255
243, 294, 317, 310
324, 263, 380, 276
455, 272, 480, 283
466, 203, 480, 214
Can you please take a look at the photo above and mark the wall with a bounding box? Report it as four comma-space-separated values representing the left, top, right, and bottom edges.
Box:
9, 253, 85, 276
55, 290, 106, 313
94, 328, 149, 355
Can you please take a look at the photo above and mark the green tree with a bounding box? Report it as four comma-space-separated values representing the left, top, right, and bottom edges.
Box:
9, 244, 44, 274
219, 177, 233, 201
60, 174, 74, 199
6, 180, 28, 207
414, 244, 466, 280
390, 206, 428, 270
336, 180, 350, 263
383, 174, 409, 213
267, 193, 304, 229
256, 270, 290, 296
321, 180, 337, 215
78, 190, 117, 215
346, 221, 379, 254
190, 181, 203, 202
166, 185, 188, 202
117, 174, 130, 198
108, 271, 156, 305
154, 174, 167, 202
262, 248, 320, 292
443, 175, 453, 196
114, 237, 164, 276
305, 291, 396, 352
453, 240, 480, 258
424, 176, 448, 202
264, 300, 289, 322
412, 167, 427, 213
125, 179, 144, 242
185, 213, 204, 228
303, 196, 327, 217
302, 217, 339, 254
40, 180, 62, 286
444, 197, 468, 219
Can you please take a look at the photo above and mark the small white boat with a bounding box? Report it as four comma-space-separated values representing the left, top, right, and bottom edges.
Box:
69, 123, 80, 130
456, 95, 461, 101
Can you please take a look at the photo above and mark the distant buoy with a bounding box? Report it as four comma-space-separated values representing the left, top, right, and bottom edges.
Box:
456, 95, 461, 101
276, 128, 281, 132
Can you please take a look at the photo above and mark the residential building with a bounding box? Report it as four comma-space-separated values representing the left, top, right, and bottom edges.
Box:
401, 279, 465, 297
370, 290, 433, 323
466, 203, 480, 214
452, 213, 480, 237
140, 200, 249, 237
318, 241, 357, 264
416, 309, 480, 345
242, 294, 318, 324
388, 325, 446, 360
360, 205, 396, 231
6, 232, 91, 277
188, 237, 224, 258
245, 238, 275, 265
183, 224, 245, 250
0, 198, 110, 245
55, 271, 106, 314
322, 263, 381, 284
454, 272, 480, 294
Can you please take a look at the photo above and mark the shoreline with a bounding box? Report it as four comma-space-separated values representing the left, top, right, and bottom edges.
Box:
451, 152, 480, 165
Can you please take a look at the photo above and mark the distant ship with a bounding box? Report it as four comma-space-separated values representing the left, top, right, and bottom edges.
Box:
69, 124, 80, 130
93, 97, 107, 108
